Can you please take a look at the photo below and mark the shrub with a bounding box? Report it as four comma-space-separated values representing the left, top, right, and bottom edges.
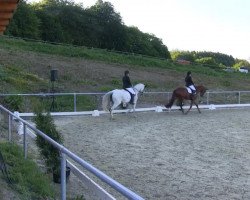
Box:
2, 95, 23, 111
33, 109, 63, 176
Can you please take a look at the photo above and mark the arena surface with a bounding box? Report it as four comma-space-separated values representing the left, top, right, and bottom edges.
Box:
55, 109, 250, 200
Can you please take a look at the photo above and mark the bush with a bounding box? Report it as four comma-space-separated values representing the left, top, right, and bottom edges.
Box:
33, 110, 63, 175
2, 95, 23, 111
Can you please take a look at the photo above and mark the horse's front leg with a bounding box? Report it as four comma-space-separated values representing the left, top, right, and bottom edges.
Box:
126, 103, 135, 113
133, 103, 136, 112
185, 101, 193, 114
126, 103, 137, 118
194, 101, 201, 113
130, 103, 137, 118
132, 96, 138, 113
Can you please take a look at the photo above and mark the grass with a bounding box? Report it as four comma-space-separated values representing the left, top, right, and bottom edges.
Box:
1, 35, 250, 82
0, 142, 55, 199
0, 64, 47, 93
1, 36, 174, 67
0, 35, 221, 75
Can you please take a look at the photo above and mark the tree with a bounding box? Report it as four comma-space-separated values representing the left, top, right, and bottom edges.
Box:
195, 57, 218, 68
35, 10, 64, 42
6, 0, 40, 39
7, 0, 172, 59
88, 0, 126, 50
195, 51, 235, 67
233, 59, 250, 70
124, 26, 171, 58
171, 50, 195, 62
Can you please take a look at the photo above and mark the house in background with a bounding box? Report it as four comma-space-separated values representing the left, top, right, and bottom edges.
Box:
176, 59, 191, 65
0, 0, 20, 34
239, 67, 249, 73
223, 67, 235, 72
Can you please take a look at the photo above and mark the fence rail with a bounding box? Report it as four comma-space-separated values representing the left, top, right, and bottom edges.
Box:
0, 105, 144, 200
1, 91, 250, 113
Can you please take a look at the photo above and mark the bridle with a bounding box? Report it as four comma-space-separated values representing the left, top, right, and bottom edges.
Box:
133, 85, 144, 94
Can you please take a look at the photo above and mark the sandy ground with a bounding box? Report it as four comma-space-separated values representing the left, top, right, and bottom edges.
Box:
50, 108, 250, 200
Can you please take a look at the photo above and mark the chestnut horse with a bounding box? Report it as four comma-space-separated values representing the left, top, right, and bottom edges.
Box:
165, 85, 207, 114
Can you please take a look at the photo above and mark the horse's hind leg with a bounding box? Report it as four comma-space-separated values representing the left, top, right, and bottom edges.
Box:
109, 108, 113, 120
110, 101, 121, 120
179, 101, 184, 114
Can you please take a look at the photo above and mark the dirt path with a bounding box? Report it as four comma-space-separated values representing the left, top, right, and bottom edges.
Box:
54, 109, 249, 199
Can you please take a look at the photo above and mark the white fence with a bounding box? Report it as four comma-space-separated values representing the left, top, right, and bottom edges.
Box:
1, 90, 250, 113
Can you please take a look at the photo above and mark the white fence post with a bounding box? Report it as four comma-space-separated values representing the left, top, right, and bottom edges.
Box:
8, 114, 12, 142
238, 91, 241, 104
206, 92, 209, 105
23, 124, 27, 159
61, 152, 67, 200
74, 93, 77, 112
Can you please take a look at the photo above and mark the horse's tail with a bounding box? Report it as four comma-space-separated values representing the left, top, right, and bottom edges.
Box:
165, 91, 176, 108
102, 91, 113, 111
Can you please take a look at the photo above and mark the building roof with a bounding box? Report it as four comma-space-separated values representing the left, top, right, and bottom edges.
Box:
0, 0, 19, 34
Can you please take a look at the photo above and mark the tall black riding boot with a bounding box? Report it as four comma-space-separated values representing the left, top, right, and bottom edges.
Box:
130, 94, 135, 105
190, 90, 196, 100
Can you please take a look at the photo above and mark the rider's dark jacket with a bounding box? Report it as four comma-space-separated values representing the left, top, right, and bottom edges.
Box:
185, 75, 194, 87
122, 75, 132, 89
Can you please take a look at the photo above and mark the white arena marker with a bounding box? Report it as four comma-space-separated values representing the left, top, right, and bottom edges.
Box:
209, 104, 216, 110
155, 106, 163, 112
13, 111, 20, 121
92, 110, 100, 117
13, 111, 23, 135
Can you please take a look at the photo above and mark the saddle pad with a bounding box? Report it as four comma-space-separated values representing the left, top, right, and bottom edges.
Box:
124, 88, 135, 94
186, 87, 192, 94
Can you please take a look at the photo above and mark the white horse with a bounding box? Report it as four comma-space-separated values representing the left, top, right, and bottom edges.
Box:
102, 83, 145, 119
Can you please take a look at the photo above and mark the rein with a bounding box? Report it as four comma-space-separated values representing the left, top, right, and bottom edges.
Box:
133, 86, 143, 93
133, 87, 139, 93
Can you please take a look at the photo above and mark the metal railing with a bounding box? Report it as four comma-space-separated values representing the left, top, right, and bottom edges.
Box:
1, 90, 250, 113
0, 105, 144, 200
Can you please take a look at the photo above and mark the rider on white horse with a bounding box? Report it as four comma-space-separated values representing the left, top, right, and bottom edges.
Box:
122, 70, 135, 104
185, 71, 196, 96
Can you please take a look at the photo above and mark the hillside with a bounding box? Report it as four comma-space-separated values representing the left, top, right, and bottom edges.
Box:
1, 36, 250, 96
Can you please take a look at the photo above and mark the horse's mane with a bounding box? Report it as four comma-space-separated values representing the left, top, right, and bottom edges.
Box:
196, 85, 207, 90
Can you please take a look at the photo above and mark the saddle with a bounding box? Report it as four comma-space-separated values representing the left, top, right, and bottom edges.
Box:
186, 87, 192, 94
186, 87, 196, 95
124, 88, 135, 104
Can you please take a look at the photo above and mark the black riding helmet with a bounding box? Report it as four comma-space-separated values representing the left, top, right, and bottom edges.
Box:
187, 71, 191, 76
124, 70, 129, 75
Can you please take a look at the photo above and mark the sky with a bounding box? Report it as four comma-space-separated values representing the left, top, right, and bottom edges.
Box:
28, 0, 250, 61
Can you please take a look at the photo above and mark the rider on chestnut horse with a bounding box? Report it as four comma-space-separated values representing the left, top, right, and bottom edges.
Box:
185, 71, 196, 98
165, 72, 207, 114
